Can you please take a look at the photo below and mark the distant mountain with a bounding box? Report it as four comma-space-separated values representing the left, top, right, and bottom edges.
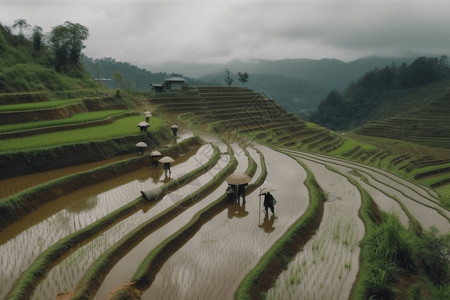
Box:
198, 72, 327, 114
146, 56, 419, 115
148, 56, 418, 89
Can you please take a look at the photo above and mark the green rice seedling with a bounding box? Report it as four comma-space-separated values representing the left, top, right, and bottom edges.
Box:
0, 110, 128, 133
0, 99, 79, 112
0, 116, 165, 152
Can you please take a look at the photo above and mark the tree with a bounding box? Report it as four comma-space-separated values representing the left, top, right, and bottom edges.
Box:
238, 72, 249, 86
49, 21, 89, 71
31, 26, 44, 56
225, 69, 233, 86
112, 71, 124, 89
12, 19, 30, 36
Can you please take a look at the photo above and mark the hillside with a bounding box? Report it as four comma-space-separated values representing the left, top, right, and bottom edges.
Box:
310, 56, 450, 133
355, 80, 450, 149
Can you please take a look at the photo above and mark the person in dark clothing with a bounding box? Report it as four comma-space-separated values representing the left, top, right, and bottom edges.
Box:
238, 183, 247, 203
226, 184, 237, 202
171, 126, 178, 136
151, 158, 159, 168
263, 192, 276, 215
163, 162, 171, 176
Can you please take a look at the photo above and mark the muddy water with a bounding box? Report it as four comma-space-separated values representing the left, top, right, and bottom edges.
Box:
94, 143, 243, 299
0, 131, 194, 200
0, 153, 136, 199
355, 177, 410, 227
284, 149, 439, 201
286, 150, 450, 232
141, 144, 309, 300
0, 144, 210, 300
267, 157, 365, 300
30, 144, 218, 299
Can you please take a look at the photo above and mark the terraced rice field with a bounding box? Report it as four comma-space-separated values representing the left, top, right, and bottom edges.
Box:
1, 128, 447, 299
1, 87, 449, 299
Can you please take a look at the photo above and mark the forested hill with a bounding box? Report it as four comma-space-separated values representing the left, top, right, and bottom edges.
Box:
0, 21, 94, 92
81, 56, 218, 91
309, 56, 450, 131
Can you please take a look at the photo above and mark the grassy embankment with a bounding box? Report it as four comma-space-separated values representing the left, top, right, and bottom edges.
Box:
0, 110, 128, 133
0, 116, 163, 152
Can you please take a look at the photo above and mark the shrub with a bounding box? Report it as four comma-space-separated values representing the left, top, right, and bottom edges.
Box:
361, 214, 416, 298
414, 227, 450, 286
407, 284, 424, 300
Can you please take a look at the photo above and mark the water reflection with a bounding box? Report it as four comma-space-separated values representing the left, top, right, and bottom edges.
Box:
227, 202, 249, 219
66, 195, 99, 212
258, 214, 276, 233
161, 174, 172, 183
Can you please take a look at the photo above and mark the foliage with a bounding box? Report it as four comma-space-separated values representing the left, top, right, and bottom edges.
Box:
414, 227, 450, 286
0, 63, 91, 92
0, 22, 94, 91
310, 56, 450, 130
224, 68, 233, 86
238, 71, 249, 85
49, 21, 89, 72
12, 19, 30, 36
407, 284, 425, 300
81, 56, 215, 91
360, 214, 416, 299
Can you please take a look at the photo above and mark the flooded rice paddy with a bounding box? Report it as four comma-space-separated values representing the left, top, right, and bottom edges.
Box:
1, 132, 448, 299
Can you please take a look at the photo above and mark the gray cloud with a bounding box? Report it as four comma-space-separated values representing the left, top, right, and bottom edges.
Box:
1, 0, 449, 67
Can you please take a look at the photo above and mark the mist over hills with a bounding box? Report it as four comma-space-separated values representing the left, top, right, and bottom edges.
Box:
142, 56, 418, 115
147, 56, 417, 89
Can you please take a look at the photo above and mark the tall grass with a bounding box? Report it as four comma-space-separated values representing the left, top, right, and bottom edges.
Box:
0, 63, 95, 93
353, 210, 450, 299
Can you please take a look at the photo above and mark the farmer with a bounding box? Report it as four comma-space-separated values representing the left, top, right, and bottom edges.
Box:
238, 183, 248, 203
151, 158, 159, 168
163, 162, 171, 176
263, 192, 276, 215
226, 184, 237, 202
171, 124, 178, 136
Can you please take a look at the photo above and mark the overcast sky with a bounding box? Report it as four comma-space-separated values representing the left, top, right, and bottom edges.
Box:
1, 0, 449, 68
